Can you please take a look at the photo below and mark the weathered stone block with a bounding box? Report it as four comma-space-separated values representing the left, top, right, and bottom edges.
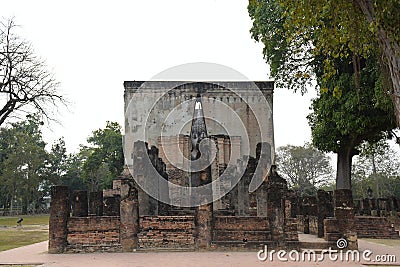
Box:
120, 196, 139, 252
196, 204, 213, 249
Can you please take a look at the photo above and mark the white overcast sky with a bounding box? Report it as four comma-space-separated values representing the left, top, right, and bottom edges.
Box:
2, 0, 317, 153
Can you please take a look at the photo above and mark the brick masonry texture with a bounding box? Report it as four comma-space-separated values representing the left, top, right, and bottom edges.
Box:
48, 186, 70, 253
284, 218, 298, 242
138, 216, 195, 250
355, 216, 399, 239
213, 216, 270, 242
66, 216, 121, 253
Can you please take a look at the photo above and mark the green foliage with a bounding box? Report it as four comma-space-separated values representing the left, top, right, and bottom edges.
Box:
41, 137, 68, 194
352, 139, 400, 199
0, 229, 48, 252
308, 58, 396, 153
61, 153, 86, 194
276, 143, 333, 196
0, 118, 124, 212
81, 121, 124, 191
0, 214, 49, 227
248, 0, 400, 94
0, 115, 49, 214
0, 215, 49, 252
248, 0, 314, 93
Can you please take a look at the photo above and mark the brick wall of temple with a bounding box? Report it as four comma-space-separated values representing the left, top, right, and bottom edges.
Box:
66, 216, 121, 252
355, 216, 399, 239
284, 218, 298, 243
213, 216, 271, 242
49, 162, 296, 253
138, 216, 195, 250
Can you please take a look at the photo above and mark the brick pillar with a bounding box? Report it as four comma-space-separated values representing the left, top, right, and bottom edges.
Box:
317, 190, 333, 238
49, 185, 70, 253
256, 183, 268, 217
334, 189, 357, 249
88, 191, 103, 216
120, 192, 139, 252
334, 189, 355, 231
266, 165, 287, 245
72, 190, 88, 217
196, 203, 213, 249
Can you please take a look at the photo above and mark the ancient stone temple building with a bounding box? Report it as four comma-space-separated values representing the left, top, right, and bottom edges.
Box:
48, 80, 299, 253
123, 81, 275, 216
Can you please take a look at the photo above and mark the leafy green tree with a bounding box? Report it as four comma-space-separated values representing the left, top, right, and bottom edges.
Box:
81, 121, 124, 191
61, 153, 86, 194
45, 138, 67, 185
249, 0, 398, 190
248, 0, 400, 125
308, 58, 396, 189
352, 139, 400, 199
0, 115, 49, 213
276, 144, 333, 196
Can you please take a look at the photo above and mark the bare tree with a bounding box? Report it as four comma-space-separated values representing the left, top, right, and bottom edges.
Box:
0, 18, 65, 126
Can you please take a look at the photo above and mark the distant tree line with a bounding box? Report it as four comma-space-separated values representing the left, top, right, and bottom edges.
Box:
0, 117, 123, 214
276, 140, 400, 199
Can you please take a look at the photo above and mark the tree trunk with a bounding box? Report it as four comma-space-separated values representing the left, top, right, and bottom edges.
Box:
9, 194, 13, 213
336, 145, 356, 189
355, 0, 400, 126
371, 153, 379, 198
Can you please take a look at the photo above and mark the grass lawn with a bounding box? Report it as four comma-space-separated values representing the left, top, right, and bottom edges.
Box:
0, 214, 49, 227
0, 215, 49, 252
0, 229, 49, 252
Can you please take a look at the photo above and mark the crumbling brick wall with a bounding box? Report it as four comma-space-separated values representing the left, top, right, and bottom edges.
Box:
284, 218, 298, 243
355, 216, 399, 239
213, 216, 271, 242
138, 216, 195, 250
66, 216, 121, 253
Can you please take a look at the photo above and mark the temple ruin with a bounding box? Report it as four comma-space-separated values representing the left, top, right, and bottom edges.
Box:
48, 81, 399, 253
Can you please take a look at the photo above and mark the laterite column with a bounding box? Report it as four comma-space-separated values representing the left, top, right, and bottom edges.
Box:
48, 185, 70, 253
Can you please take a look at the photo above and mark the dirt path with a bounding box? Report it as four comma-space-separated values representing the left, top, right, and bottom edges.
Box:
0, 239, 399, 267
